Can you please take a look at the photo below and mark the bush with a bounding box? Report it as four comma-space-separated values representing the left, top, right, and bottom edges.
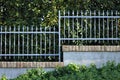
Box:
0, 75, 7, 80
2, 62, 120, 80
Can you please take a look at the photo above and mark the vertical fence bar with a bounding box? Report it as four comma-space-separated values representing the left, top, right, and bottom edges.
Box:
0, 26, 2, 59
64, 10, 65, 41
85, 11, 88, 43
18, 26, 20, 60
103, 11, 105, 43
98, 11, 101, 43
72, 10, 74, 39
77, 11, 78, 44
90, 10, 92, 43
40, 27, 42, 57
14, 26, 16, 59
36, 26, 38, 59
81, 10, 83, 39
5, 26, 7, 59
22, 26, 24, 59
9, 26, 11, 59
27, 26, 29, 59
59, 10, 61, 61
111, 10, 114, 43
45, 27, 46, 59
94, 10, 96, 39
68, 11, 70, 44
31, 26, 33, 59
107, 10, 109, 43
116, 11, 118, 43
54, 26, 56, 59
49, 27, 51, 58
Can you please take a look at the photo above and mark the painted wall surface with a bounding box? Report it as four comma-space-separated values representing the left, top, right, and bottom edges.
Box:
64, 52, 120, 67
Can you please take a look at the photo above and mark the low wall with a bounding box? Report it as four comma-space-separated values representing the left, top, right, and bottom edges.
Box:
0, 62, 64, 79
63, 45, 120, 67
1, 45, 120, 79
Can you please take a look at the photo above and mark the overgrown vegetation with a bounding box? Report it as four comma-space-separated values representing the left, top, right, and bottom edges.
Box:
1, 0, 120, 26
1, 62, 120, 80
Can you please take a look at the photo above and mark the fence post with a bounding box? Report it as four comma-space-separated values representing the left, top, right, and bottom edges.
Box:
59, 10, 61, 62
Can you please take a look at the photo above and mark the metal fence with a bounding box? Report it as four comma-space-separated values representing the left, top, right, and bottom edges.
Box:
0, 26, 61, 61
59, 10, 120, 45
0, 10, 120, 62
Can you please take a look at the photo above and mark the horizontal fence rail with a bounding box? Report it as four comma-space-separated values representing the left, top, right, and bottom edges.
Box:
0, 26, 60, 61
59, 10, 120, 45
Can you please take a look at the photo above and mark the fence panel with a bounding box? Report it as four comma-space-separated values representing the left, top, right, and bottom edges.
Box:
59, 10, 120, 45
0, 26, 60, 61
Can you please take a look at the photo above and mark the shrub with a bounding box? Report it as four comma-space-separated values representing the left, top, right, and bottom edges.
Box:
0, 75, 7, 80
2, 62, 120, 80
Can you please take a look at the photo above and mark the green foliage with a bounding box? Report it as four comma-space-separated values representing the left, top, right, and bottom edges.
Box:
90, 0, 120, 10
7, 62, 120, 80
0, 75, 7, 80
1, 0, 120, 26
12, 68, 46, 80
